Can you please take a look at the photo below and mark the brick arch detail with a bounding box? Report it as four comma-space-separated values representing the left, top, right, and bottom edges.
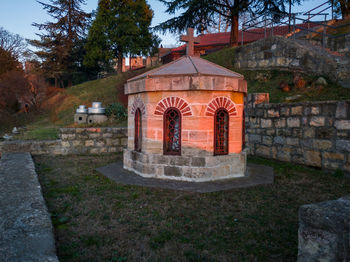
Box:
154, 96, 193, 116
205, 96, 237, 116
131, 98, 146, 116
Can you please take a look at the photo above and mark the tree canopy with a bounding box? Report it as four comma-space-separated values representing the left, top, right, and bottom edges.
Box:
30, 0, 90, 87
156, 0, 289, 46
84, 0, 159, 73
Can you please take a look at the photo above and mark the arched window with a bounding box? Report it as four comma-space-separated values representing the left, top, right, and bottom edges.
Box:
214, 108, 229, 155
134, 108, 142, 152
163, 108, 181, 155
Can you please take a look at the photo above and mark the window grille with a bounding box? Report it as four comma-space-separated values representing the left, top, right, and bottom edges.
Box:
134, 108, 142, 152
163, 108, 181, 155
214, 108, 229, 155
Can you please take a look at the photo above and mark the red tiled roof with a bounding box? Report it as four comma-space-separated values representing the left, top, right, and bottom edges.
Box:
170, 22, 320, 53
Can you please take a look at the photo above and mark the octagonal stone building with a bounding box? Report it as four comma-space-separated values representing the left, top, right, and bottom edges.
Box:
123, 53, 248, 182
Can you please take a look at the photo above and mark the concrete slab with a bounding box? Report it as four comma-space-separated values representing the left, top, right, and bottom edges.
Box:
0, 152, 58, 262
97, 161, 274, 193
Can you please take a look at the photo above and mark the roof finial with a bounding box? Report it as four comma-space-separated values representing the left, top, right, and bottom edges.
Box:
180, 28, 201, 56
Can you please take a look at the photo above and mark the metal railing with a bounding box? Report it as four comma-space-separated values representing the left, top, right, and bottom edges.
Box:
240, 0, 350, 49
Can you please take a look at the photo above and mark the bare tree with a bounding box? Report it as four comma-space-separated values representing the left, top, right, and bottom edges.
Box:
0, 27, 27, 60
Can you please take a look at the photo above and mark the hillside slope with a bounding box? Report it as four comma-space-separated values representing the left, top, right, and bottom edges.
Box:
204, 45, 350, 103
2, 68, 152, 139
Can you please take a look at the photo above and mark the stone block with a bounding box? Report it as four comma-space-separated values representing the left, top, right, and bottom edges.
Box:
249, 134, 261, 143
311, 107, 320, 115
322, 104, 336, 117
292, 129, 302, 138
335, 101, 348, 118
100, 147, 108, 153
267, 109, 280, 118
191, 157, 206, 167
323, 152, 344, 161
280, 107, 290, 116
274, 118, 286, 128
315, 127, 335, 139
89, 148, 100, 154
89, 133, 100, 139
313, 139, 333, 150
304, 150, 321, 167
291, 106, 303, 115
169, 156, 191, 166
256, 145, 270, 158
335, 120, 350, 130
266, 128, 276, 135
61, 134, 75, 140
262, 136, 273, 146
72, 140, 82, 147
287, 117, 300, 127
303, 128, 315, 138
274, 136, 285, 145
336, 140, 350, 151
120, 138, 128, 147
301, 139, 313, 149
61, 141, 70, 148
298, 197, 350, 262
150, 154, 169, 165
310, 116, 325, 127
164, 166, 182, 177
102, 133, 113, 138
95, 141, 105, 147
286, 137, 299, 146
108, 147, 118, 153
261, 119, 272, 128
276, 148, 292, 162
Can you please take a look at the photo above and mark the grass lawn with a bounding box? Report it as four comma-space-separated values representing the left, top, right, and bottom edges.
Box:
34, 155, 350, 262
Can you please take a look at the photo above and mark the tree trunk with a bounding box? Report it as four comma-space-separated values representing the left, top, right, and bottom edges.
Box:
229, 13, 239, 47
340, 0, 350, 19
288, 0, 292, 33
117, 51, 123, 74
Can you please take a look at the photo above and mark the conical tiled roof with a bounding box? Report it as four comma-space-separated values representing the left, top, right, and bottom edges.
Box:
128, 56, 243, 82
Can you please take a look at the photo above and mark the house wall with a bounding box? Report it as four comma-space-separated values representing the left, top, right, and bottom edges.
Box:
127, 91, 244, 156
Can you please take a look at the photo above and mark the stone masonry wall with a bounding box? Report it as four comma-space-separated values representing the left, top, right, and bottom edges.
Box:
246, 100, 350, 173
0, 127, 128, 155
234, 36, 338, 80
59, 127, 127, 154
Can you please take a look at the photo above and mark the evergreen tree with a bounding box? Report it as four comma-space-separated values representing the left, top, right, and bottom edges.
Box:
84, 0, 159, 74
156, 0, 288, 47
30, 0, 90, 87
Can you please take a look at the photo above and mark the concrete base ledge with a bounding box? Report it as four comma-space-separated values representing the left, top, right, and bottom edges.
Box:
0, 152, 58, 262
123, 149, 247, 182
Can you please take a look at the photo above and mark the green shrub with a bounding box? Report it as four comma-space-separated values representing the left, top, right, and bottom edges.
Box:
105, 102, 127, 120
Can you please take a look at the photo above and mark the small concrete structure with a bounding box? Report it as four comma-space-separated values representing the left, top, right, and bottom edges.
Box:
123, 28, 247, 182
74, 103, 108, 124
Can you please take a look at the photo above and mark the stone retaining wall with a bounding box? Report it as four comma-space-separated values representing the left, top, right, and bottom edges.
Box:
0, 127, 128, 155
246, 100, 350, 172
60, 127, 127, 154
234, 36, 338, 79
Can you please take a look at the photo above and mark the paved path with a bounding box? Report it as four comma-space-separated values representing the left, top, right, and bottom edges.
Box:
0, 153, 58, 262
97, 161, 274, 193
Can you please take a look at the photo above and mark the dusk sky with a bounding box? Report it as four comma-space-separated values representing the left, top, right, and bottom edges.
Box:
0, 0, 326, 48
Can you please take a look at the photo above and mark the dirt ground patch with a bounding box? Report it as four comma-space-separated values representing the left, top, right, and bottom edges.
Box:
34, 155, 350, 262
